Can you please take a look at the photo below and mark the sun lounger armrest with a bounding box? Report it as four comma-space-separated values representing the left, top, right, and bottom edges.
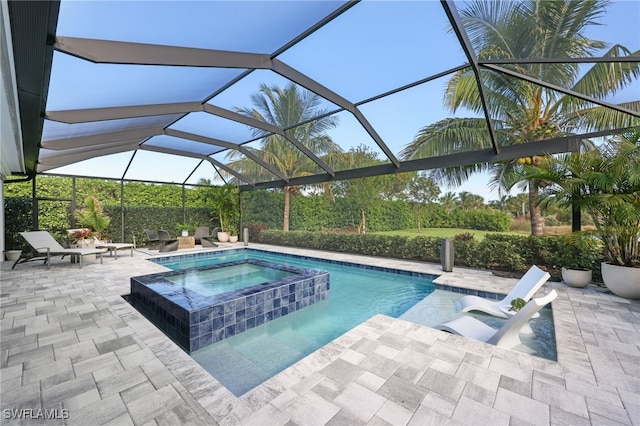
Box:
36, 247, 52, 269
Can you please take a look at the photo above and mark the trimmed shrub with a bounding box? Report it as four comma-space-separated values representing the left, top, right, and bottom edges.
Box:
257, 230, 601, 280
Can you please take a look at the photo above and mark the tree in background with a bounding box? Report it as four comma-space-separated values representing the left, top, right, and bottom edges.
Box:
400, 0, 640, 235
487, 195, 509, 212
439, 192, 459, 213
458, 191, 485, 211
331, 145, 418, 233
228, 83, 342, 231
406, 172, 441, 232
331, 146, 384, 234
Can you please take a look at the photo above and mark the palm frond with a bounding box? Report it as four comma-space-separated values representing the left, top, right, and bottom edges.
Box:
564, 101, 640, 131
570, 46, 640, 100
430, 163, 494, 188
399, 118, 494, 160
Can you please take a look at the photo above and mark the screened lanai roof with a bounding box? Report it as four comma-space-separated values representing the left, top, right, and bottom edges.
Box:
7, 0, 640, 189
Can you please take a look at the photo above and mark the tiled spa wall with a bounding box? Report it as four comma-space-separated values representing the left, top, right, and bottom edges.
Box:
130, 260, 330, 352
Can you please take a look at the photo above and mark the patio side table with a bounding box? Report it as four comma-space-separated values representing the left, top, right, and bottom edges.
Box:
177, 236, 195, 249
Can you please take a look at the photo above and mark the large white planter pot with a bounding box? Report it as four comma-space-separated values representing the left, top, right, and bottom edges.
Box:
5, 250, 22, 261
561, 267, 592, 288
217, 231, 229, 243
601, 262, 640, 299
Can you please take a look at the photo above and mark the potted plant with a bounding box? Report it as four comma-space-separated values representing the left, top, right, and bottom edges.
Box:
3, 196, 30, 262
70, 228, 94, 247
553, 234, 600, 288
75, 196, 110, 241
228, 225, 239, 243
510, 298, 526, 312
202, 184, 239, 243
573, 132, 639, 298
175, 223, 196, 237
524, 129, 640, 298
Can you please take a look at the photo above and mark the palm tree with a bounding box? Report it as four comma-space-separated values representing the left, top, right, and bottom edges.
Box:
439, 192, 459, 212
506, 193, 530, 218
400, 0, 640, 235
488, 194, 509, 212
522, 129, 640, 266
196, 178, 239, 233
227, 83, 342, 231
458, 191, 485, 211
75, 195, 111, 239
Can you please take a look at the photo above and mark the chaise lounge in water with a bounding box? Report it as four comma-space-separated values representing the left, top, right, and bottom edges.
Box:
457, 265, 551, 318
437, 290, 557, 349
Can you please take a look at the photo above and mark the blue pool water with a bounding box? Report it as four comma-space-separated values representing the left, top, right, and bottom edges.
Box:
154, 249, 435, 396
164, 263, 296, 297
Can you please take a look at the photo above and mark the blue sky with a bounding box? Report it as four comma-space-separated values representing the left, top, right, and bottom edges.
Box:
45, 0, 640, 201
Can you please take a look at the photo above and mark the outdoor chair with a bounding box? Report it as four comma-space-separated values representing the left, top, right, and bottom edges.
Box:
194, 227, 210, 244
457, 265, 550, 318
436, 290, 557, 350
195, 226, 220, 247
143, 228, 161, 249
158, 230, 179, 252
17, 230, 106, 269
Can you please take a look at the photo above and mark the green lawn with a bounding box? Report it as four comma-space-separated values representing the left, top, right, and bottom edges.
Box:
371, 228, 526, 241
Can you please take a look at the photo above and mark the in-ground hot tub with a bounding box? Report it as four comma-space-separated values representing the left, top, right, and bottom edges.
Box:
130, 259, 330, 352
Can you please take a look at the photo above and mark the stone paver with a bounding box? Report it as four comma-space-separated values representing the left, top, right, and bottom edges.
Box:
1, 243, 639, 425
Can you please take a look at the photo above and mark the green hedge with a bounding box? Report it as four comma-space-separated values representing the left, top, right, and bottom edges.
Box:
420, 205, 511, 231
3, 196, 211, 246
242, 191, 510, 232
111, 206, 211, 244
3, 196, 32, 251
256, 230, 603, 280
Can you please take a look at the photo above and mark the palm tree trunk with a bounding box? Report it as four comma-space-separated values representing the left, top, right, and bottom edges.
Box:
360, 208, 366, 234
528, 180, 544, 236
571, 199, 581, 232
283, 186, 290, 232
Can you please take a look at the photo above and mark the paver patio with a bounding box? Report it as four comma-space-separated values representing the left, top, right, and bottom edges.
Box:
1, 244, 638, 425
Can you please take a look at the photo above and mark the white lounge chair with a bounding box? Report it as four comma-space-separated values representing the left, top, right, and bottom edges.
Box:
457, 265, 550, 318
18, 231, 107, 269
437, 290, 557, 349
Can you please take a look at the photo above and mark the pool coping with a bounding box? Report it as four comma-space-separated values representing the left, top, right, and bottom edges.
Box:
151, 247, 440, 281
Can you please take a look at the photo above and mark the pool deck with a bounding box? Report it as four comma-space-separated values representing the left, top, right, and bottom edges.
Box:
1, 244, 638, 425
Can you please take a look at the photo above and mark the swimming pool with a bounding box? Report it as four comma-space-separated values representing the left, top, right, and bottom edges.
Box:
148, 248, 556, 396
152, 248, 436, 395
